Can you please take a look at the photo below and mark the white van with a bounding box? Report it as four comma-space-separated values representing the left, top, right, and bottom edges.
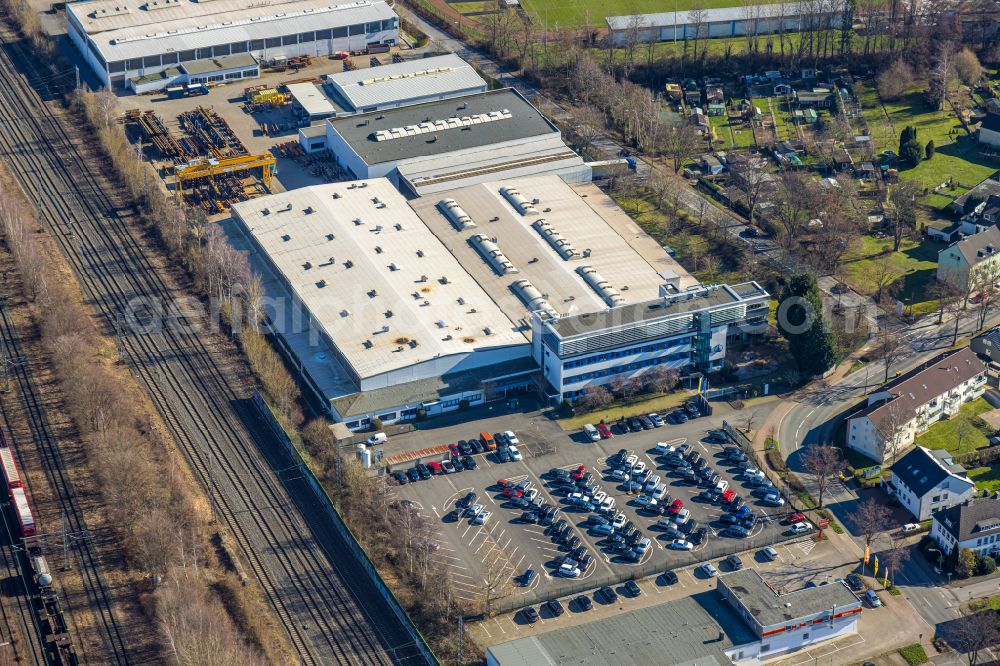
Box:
366, 432, 387, 445
715, 479, 730, 494
583, 424, 600, 442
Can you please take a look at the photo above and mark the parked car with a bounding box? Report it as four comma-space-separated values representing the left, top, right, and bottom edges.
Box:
865, 590, 881, 607
459, 492, 478, 508
612, 469, 631, 482
472, 511, 492, 525
790, 522, 813, 535
576, 595, 593, 611
624, 580, 642, 596
690, 527, 707, 545
407, 468, 420, 482
508, 445, 523, 462
783, 512, 806, 525
763, 492, 784, 507
670, 410, 688, 424
704, 431, 729, 443
583, 424, 601, 442
502, 430, 519, 445
634, 496, 658, 511
649, 413, 664, 427
598, 586, 618, 603
466, 503, 484, 518
638, 415, 654, 430
393, 471, 408, 485
760, 546, 779, 562
522, 606, 539, 623
497, 448, 512, 463
571, 465, 587, 480
546, 598, 565, 616
627, 417, 643, 432
596, 423, 613, 439
699, 562, 719, 577
557, 563, 581, 578
725, 525, 750, 537
663, 570, 679, 585
846, 574, 864, 591
670, 539, 693, 550
668, 499, 684, 515
520, 569, 536, 587
644, 475, 662, 494
427, 461, 443, 475
726, 554, 744, 570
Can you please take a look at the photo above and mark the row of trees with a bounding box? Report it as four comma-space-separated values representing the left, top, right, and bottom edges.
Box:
0, 169, 274, 663
573, 366, 681, 412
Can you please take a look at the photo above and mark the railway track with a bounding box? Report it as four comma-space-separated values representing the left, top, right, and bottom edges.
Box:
0, 471, 46, 666
0, 25, 427, 666
0, 304, 107, 666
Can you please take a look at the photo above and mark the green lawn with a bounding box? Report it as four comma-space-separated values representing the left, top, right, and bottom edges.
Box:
520, 0, 740, 29
450, 1, 497, 13
840, 235, 940, 316
967, 465, 1000, 492
709, 113, 754, 149
914, 397, 994, 455
557, 391, 689, 430
969, 593, 1000, 612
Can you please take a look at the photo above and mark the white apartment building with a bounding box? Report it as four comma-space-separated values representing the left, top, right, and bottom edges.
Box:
847, 348, 987, 463
883, 447, 976, 521
932, 497, 1000, 558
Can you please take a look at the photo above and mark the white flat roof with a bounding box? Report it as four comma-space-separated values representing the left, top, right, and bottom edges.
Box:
325, 54, 486, 110
231, 180, 525, 379
408, 175, 697, 324
287, 83, 337, 117
606, 1, 844, 30
68, 0, 394, 63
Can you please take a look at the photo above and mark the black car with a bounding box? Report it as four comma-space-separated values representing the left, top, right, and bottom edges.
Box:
459, 492, 478, 508
522, 606, 539, 624
663, 454, 685, 466
726, 554, 744, 570
497, 448, 512, 463
638, 415, 654, 430
704, 431, 729, 444
627, 417, 643, 432
684, 401, 701, 418
624, 580, 641, 597
576, 594, 593, 611
546, 598, 565, 617
407, 467, 421, 482
565, 535, 581, 550
683, 518, 699, 534
663, 525, 684, 539
670, 410, 688, 424
587, 514, 610, 526
725, 525, 750, 537
457, 440, 473, 455
723, 446, 741, 457
663, 570, 679, 585
610, 448, 628, 465
846, 574, 864, 591
548, 468, 571, 480
470, 439, 485, 454
462, 456, 477, 470
521, 511, 539, 523
612, 422, 630, 435
598, 586, 618, 603
696, 490, 716, 502
579, 553, 594, 570
729, 496, 746, 512
606, 533, 626, 545
686, 450, 701, 464
417, 463, 431, 479
549, 518, 568, 534
708, 473, 721, 487
609, 542, 632, 554
720, 513, 741, 525
690, 527, 707, 544
393, 470, 408, 485
571, 545, 587, 561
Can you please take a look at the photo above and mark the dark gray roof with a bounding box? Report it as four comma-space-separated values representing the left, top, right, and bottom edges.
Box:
326, 88, 557, 166
953, 178, 1000, 210
936, 497, 1000, 543
890, 447, 966, 497
719, 569, 860, 630
981, 112, 1000, 134
486, 594, 756, 666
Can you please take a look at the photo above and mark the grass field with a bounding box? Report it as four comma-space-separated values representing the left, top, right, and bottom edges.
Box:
967, 465, 1000, 492
450, 1, 497, 14
914, 397, 994, 455
839, 235, 940, 317
557, 391, 689, 429
520, 0, 740, 29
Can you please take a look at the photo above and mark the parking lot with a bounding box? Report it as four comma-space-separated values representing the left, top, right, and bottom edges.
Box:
388, 404, 802, 612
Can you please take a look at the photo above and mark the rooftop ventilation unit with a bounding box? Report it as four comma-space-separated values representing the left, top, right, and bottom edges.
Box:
531, 219, 577, 260
144, 0, 180, 11
373, 109, 513, 142
576, 265, 625, 307
499, 186, 539, 216
511, 279, 558, 318
469, 234, 518, 275
360, 66, 456, 86
438, 198, 476, 230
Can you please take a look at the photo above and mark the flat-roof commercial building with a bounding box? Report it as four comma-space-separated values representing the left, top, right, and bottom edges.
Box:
324, 53, 488, 113
486, 594, 759, 666
535, 281, 769, 400
230, 179, 532, 427
606, 1, 845, 45
67, 0, 399, 89
324, 88, 590, 196
718, 568, 862, 661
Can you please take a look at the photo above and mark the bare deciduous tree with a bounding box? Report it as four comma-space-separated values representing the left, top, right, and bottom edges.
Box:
952, 610, 1000, 666
801, 444, 842, 508
875, 328, 908, 383
854, 497, 892, 549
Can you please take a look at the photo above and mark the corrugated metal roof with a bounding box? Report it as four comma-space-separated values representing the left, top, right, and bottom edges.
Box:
68, 0, 394, 63
181, 52, 256, 75
326, 54, 486, 110
606, 0, 844, 30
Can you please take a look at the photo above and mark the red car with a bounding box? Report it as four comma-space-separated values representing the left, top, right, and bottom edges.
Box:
722, 489, 736, 504
783, 512, 806, 525
428, 461, 443, 474
501, 487, 523, 499
571, 465, 587, 481
668, 499, 683, 515
448, 443, 460, 454
596, 423, 612, 439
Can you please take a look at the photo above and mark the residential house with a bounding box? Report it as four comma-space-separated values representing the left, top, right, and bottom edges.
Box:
701, 154, 725, 175
847, 348, 987, 463
950, 177, 1000, 217
979, 194, 1000, 225
937, 225, 1000, 292
705, 85, 725, 105
882, 446, 976, 521
932, 496, 1000, 558
972, 326, 1000, 365
664, 82, 683, 102
978, 112, 1000, 149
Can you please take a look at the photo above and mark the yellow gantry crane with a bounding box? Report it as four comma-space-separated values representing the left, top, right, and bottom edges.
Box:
174, 153, 277, 201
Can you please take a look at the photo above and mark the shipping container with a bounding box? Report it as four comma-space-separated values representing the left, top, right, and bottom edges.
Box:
0, 447, 22, 489
11, 487, 35, 536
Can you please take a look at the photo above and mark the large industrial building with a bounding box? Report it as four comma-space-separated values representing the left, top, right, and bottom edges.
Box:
231, 174, 769, 428
606, 1, 845, 45
322, 88, 590, 196
66, 0, 399, 89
